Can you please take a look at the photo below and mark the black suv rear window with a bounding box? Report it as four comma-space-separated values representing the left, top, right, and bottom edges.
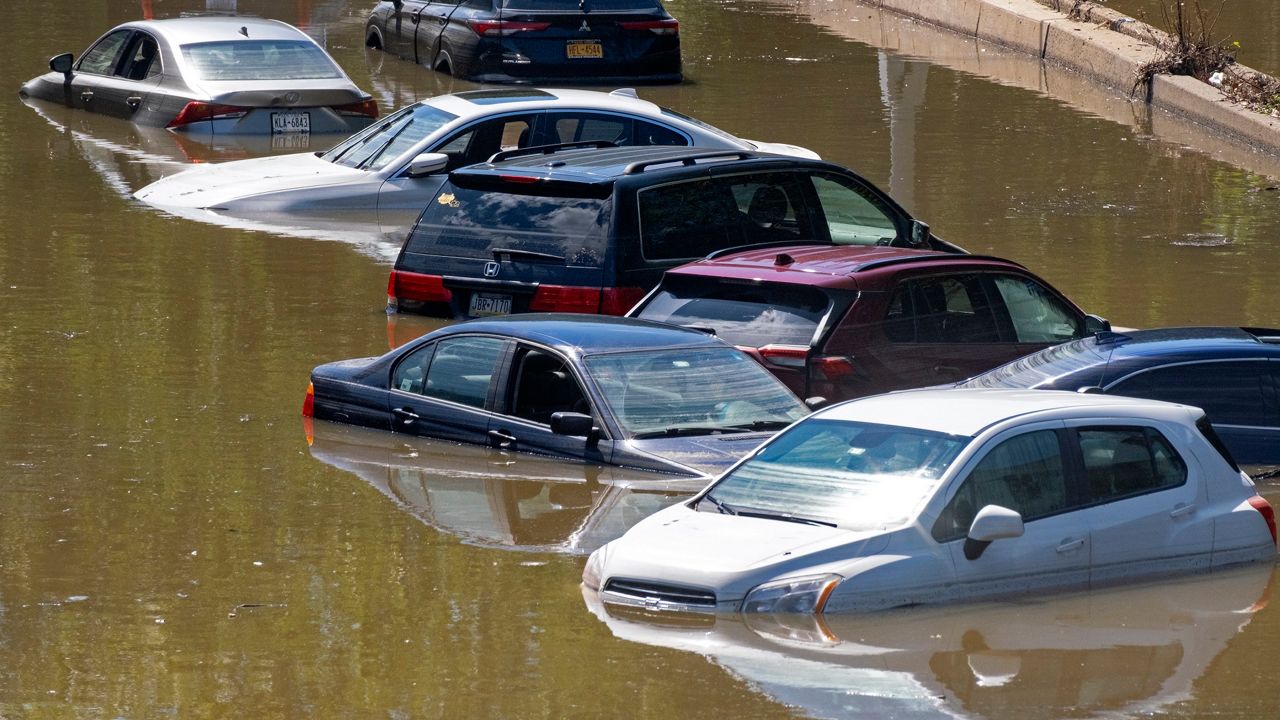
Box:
635, 278, 832, 347
406, 183, 612, 267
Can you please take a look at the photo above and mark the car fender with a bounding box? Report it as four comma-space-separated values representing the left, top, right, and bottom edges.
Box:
823, 552, 955, 613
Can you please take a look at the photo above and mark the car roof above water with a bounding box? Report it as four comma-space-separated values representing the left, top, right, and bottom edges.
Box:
122, 16, 312, 45
1091, 326, 1280, 361
431, 313, 727, 356
451, 146, 827, 186
819, 388, 1195, 438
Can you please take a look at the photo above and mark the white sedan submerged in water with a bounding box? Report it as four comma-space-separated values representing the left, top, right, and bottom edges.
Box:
583, 389, 1277, 614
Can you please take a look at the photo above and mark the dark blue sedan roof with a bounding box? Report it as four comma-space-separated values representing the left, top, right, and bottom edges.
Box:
1094, 327, 1280, 360
429, 313, 725, 356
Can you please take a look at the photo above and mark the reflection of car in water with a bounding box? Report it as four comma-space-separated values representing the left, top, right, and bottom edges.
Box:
584, 564, 1275, 719
306, 420, 701, 554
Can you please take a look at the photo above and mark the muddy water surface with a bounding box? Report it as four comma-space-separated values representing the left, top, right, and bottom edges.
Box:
2, 0, 1280, 717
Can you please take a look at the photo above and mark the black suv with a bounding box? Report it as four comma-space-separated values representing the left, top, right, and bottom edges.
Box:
388, 143, 961, 318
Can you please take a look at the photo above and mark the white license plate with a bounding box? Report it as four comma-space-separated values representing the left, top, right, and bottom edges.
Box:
566, 40, 603, 59
468, 292, 512, 317
271, 111, 311, 135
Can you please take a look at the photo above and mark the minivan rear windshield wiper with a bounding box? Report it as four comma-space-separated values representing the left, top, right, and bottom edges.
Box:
492, 247, 566, 264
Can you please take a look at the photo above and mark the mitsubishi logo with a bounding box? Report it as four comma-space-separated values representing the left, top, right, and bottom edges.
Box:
483, 261, 501, 278
579, 20, 591, 32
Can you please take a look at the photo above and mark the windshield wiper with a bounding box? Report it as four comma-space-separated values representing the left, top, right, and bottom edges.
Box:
725, 420, 793, 432
492, 248, 566, 264
699, 493, 736, 515
735, 509, 837, 528
632, 425, 751, 439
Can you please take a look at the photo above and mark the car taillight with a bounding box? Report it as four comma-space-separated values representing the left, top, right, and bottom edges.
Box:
529, 285, 601, 314
619, 19, 679, 35
333, 99, 379, 118
601, 286, 647, 316
757, 344, 809, 369
811, 355, 856, 381
467, 19, 551, 36
388, 270, 452, 307
167, 101, 249, 128
302, 381, 315, 418
1248, 495, 1277, 545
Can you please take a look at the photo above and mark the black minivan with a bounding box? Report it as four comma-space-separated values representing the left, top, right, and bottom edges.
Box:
388, 144, 960, 318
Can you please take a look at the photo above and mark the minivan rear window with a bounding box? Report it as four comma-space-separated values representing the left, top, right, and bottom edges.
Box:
406, 184, 612, 267
636, 279, 832, 348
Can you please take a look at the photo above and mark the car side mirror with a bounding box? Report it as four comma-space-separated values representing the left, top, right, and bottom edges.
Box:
1084, 314, 1111, 335
50, 53, 74, 78
551, 411, 600, 447
405, 152, 449, 178
964, 505, 1024, 560
909, 219, 930, 248
804, 396, 828, 410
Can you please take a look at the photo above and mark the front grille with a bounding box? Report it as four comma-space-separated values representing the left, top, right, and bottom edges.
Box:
603, 578, 717, 608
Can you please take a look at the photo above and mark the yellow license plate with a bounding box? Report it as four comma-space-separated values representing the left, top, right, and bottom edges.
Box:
566, 40, 603, 59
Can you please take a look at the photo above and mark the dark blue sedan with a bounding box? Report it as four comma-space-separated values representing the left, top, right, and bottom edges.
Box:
960, 327, 1280, 465
303, 315, 810, 477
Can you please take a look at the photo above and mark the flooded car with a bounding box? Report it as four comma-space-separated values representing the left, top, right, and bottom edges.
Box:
306, 421, 701, 554
133, 87, 815, 241
584, 389, 1277, 614
20, 16, 377, 135
365, 0, 682, 85
584, 563, 1276, 719
303, 314, 811, 478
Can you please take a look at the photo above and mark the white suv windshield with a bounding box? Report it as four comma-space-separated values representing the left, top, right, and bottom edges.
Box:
705, 419, 968, 530
322, 103, 457, 170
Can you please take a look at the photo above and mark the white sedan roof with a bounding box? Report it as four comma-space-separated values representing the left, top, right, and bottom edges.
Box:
818, 388, 1193, 437
427, 88, 671, 124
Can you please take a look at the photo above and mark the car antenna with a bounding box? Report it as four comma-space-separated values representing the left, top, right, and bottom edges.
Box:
239, 25, 249, 37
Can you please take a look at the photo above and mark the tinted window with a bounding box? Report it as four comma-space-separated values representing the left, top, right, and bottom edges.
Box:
639, 179, 743, 260
884, 275, 1001, 344
429, 115, 535, 170
726, 173, 813, 245
809, 173, 898, 245
1110, 362, 1271, 427
392, 342, 437, 394
78, 30, 133, 75
421, 336, 505, 409
407, 184, 611, 267
933, 430, 1068, 541
636, 279, 832, 347
181, 40, 343, 81
1077, 427, 1186, 502
707, 419, 968, 530
545, 113, 686, 147
122, 33, 161, 80
322, 103, 458, 169
509, 348, 589, 425
991, 275, 1082, 343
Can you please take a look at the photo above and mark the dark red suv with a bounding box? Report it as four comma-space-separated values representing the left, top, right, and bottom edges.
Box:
628, 244, 1109, 402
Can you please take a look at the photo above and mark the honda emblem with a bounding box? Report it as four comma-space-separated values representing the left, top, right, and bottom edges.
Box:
483, 261, 501, 278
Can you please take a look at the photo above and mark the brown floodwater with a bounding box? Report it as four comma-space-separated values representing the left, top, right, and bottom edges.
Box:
2, 0, 1279, 717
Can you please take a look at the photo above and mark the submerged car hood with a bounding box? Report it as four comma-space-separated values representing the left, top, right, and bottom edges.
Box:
628, 432, 773, 477
133, 152, 367, 208
599, 502, 890, 601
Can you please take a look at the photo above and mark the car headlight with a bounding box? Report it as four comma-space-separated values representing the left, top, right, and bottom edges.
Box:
582, 547, 607, 591
741, 574, 841, 614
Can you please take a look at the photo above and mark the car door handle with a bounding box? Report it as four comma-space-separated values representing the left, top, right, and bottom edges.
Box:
126, 96, 142, 109
1056, 537, 1085, 553
1170, 503, 1196, 519
80, 91, 93, 102
488, 429, 517, 448
933, 365, 960, 376
392, 407, 420, 426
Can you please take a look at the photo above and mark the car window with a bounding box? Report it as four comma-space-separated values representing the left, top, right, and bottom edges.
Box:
418, 336, 505, 409
77, 29, 133, 76
120, 32, 161, 80
432, 115, 536, 170
639, 179, 745, 260
323, 103, 457, 170
508, 347, 590, 425
884, 275, 1001, 344
933, 429, 1069, 542
180, 40, 344, 81
635, 278, 832, 348
706, 419, 968, 530
725, 172, 814, 245
809, 173, 899, 246
1109, 361, 1272, 427
990, 275, 1083, 343
1077, 427, 1186, 503
544, 113, 687, 147
392, 342, 438, 394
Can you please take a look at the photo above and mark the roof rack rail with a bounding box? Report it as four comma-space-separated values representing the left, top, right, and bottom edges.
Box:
703, 240, 829, 261
1244, 326, 1280, 343
624, 150, 755, 175
848, 252, 1022, 274
488, 140, 616, 164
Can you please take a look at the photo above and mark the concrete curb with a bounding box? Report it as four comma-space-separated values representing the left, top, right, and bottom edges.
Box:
869, 0, 1280, 156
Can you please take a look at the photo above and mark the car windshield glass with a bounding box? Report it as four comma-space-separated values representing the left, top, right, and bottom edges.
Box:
635, 279, 831, 347
707, 419, 968, 530
181, 40, 343, 81
406, 184, 611, 266
583, 347, 807, 438
321, 102, 457, 170
958, 337, 1108, 388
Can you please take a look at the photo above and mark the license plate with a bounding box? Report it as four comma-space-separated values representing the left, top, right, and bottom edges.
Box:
468, 292, 512, 317
566, 40, 603, 59
271, 111, 311, 135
